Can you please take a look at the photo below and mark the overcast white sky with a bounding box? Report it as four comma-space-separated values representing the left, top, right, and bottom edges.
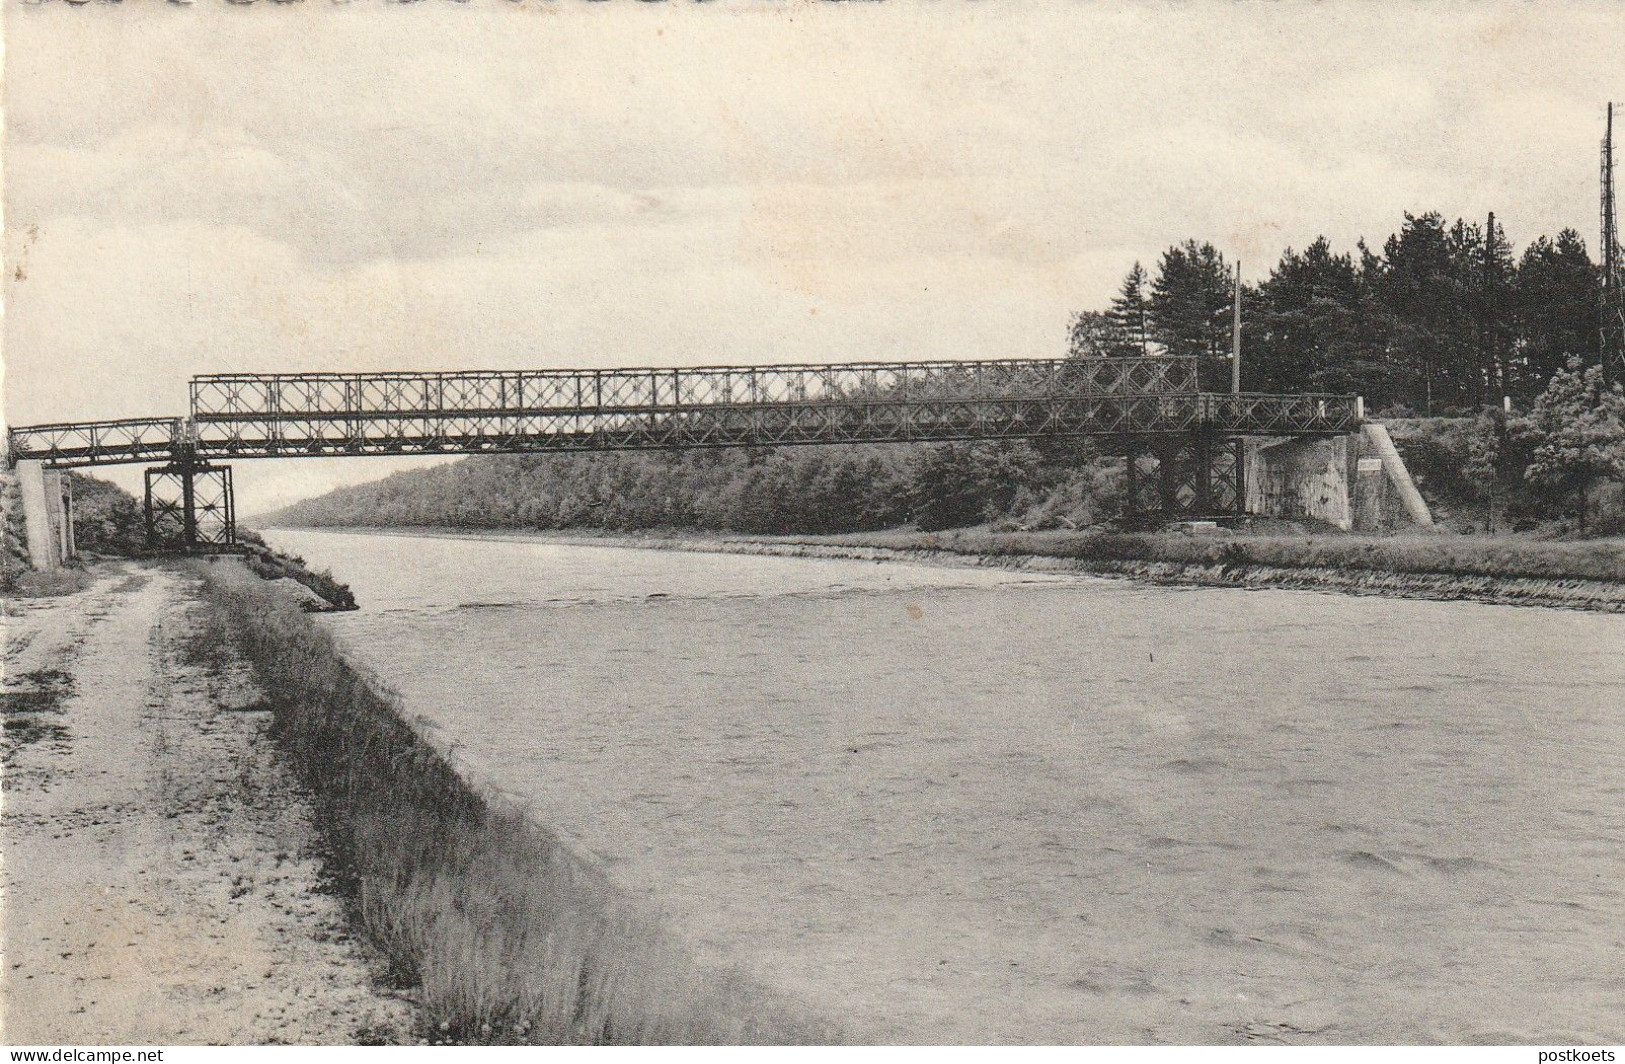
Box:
5, 1, 1623, 513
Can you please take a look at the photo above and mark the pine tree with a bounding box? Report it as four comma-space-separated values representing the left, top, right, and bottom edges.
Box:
1108, 263, 1153, 356
1515, 229, 1600, 398
1444, 217, 1489, 409
1372, 213, 1475, 413
1249, 237, 1361, 394
1478, 212, 1517, 405
1148, 240, 1233, 389
1049, 214, 1616, 417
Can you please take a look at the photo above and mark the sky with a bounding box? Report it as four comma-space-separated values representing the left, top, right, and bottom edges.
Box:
5, 0, 1624, 514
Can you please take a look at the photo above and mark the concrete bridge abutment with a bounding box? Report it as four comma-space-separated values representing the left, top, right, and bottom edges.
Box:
16, 460, 76, 570
1240, 425, 1433, 532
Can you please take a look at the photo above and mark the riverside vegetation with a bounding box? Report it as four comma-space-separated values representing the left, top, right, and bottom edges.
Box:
832, 528, 1625, 585
193, 560, 836, 1045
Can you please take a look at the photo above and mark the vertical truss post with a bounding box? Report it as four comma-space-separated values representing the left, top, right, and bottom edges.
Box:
1233, 438, 1246, 517
59, 472, 76, 562
180, 453, 199, 550
1122, 443, 1175, 523
144, 475, 157, 546
1158, 441, 1177, 515
1124, 450, 1138, 518
145, 467, 180, 550
1193, 432, 1215, 516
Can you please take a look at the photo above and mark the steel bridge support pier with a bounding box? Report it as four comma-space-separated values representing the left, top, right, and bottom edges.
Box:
144, 451, 236, 552
1124, 432, 1245, 522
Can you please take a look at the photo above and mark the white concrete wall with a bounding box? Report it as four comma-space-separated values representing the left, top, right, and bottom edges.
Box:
1243, 429, 1434, 532
15, 461, 73, 570
17, 461, 56, 569
1243, 436, 1354, 530
1353, 457, 1390, 531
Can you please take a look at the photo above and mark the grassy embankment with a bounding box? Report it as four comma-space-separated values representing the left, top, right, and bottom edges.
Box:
192, 559, 833, 1046
236, 531, 358, 610
804, 528, 1625, 584
332, 522, 1625, 589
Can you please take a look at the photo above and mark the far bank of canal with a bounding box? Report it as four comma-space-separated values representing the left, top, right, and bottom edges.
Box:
268, 528, 1625, 1045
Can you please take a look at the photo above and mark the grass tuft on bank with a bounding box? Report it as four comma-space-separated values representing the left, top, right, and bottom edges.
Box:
192, 559, 835, 1046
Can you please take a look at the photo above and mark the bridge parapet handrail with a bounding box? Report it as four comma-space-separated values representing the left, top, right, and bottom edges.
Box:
1197, 393, 1363, 434
186, 390, 1362, 459
8, 367, 1361, 468
6, 417, 184, 467
189, 356, 1201, 420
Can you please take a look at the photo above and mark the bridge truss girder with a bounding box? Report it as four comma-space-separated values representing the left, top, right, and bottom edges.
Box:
189, 357, 1201, 422
187, 395, 1359, 461
7, 417, 183, 468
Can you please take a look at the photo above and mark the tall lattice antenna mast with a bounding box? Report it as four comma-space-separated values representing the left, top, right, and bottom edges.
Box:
1603, 102, 1625, 376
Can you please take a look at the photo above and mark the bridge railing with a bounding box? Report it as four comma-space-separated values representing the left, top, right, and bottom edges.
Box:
6, 417, 184, 467
187, 392, 1364, 458
1198, 393, 1364, 435
189, 357, 1201, 421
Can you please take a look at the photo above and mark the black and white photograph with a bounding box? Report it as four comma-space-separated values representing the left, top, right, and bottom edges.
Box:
2, 0, 1623, 1053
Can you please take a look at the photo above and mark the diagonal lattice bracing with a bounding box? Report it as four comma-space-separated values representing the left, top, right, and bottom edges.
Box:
189, 357, 1200, 422
143, 463, 234, 551
11, 357, 1361, 467
181, 356, 1358, 461
1122, 436, 1245, 520
178, 393, 1362, 460
6, 418, 183, 467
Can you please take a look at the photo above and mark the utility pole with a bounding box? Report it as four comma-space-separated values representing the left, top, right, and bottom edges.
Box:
1603, 103, 1625, 378
1485, 210, 1499, 405
1231, 261, 1243, 394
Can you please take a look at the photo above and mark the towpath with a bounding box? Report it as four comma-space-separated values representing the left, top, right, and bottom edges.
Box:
2, 562, 410, 1044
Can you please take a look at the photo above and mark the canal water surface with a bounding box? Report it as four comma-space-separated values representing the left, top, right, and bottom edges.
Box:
268, 529, 1625, 1044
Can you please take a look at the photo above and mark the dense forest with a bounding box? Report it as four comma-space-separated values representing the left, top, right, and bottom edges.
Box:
1072, 212, 1601, 412
273, 210, 1625, 537
269, 440, 1123, 536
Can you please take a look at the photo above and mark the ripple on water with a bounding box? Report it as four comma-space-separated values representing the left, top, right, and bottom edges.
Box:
269, 530, 1625, 1045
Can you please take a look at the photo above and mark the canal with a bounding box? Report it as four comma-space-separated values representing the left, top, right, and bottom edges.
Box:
267, 529, 1625, 1044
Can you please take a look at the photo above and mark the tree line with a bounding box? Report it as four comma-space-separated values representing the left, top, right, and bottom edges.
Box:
267, 441, 1122, 536
1070, 212, 1602, 414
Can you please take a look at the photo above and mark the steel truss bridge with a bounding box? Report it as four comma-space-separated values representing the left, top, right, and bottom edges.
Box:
6, 356, 1362, 550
